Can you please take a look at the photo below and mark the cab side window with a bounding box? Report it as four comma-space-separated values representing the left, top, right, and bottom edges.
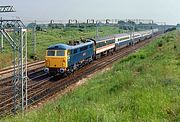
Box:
67, 50, 71, 55
89, 44, 93, 48
80, 46, 88, 52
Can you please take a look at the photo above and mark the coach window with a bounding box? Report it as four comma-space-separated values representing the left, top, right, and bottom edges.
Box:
56, 50, 65, 56
96, 43, 100, 48
100, 42, 106, 47
47, 50, 55, 56
106, 41, 109, 45
67, 50, 71, 55
99, 43, 102, 47
98, 42, 101, 47
107, 40, 111, 44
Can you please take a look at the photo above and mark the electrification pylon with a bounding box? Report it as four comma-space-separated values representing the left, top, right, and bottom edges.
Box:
0, 6, 28, 114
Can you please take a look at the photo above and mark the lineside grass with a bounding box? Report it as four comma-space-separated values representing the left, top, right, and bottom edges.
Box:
1, 31, 180, 121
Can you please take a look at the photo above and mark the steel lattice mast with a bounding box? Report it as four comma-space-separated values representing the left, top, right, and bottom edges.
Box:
0, 6, 15, 50
0, 6, 15, 13
0, 6, 28, 114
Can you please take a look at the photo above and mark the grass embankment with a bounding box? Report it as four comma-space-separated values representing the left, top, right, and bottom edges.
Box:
0, 26, 121, 69
2, 31, 180, 121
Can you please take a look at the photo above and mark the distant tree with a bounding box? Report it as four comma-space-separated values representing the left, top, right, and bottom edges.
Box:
36, 25, 42, 31
127, 20, 135, 25
118, 20, 126, 25
27, 23, 36, 28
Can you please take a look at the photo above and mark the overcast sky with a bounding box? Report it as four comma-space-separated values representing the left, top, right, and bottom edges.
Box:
0, 0, 179, 24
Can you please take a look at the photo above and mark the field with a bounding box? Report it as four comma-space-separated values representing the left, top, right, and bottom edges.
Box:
1, 31, 179, 121
0, 26, 122, 69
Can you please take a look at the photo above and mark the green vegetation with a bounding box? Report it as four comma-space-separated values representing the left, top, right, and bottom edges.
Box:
0, 26, 122, 69
1, 31, 179, 121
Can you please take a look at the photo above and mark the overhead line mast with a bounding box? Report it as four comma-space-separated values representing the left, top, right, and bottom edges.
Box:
0, 5, 28, 114
0, 6, 16, 12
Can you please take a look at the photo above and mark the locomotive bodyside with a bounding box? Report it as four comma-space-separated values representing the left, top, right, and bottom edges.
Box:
45, 40, 94, 75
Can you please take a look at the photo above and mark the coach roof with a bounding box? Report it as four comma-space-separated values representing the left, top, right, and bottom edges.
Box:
95, 35, 115, 42
114, 33, 129, 38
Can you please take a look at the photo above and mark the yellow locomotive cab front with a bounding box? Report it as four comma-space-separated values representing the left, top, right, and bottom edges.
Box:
45, 50, 68, 69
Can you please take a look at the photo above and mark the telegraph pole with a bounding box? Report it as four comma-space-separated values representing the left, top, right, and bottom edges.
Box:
32, 20, 37, 58
132, 24, 135, 45
96, 20, 99, 38
0, 17, 3, 50
127, 19, 135, 45
151, 20, 154, 36
164, 22, 166, 33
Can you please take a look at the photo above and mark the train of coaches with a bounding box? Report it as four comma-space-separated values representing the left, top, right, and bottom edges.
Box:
44, 28, 170, 75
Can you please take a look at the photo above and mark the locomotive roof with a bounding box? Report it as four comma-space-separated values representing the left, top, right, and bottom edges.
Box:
47, 40, 93, 50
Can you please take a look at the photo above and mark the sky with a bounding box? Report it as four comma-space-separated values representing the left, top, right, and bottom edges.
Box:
0, 0, 179, 25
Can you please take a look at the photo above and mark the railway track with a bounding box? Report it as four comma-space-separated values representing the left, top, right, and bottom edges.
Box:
0, 61, 45, 76
0, 33, 163, 116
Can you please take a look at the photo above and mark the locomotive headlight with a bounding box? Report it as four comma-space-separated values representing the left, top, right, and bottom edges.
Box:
62, 59, 66, 67
60, 68, 65, 73
44, 68, 49, 73
45, 59, 49, 66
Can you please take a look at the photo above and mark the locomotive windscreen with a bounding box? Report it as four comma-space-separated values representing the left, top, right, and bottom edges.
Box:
47, 50, 55, 56
47, 50, 65, 56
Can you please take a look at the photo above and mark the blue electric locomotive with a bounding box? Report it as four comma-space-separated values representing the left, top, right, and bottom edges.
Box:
45, 39, 94, 75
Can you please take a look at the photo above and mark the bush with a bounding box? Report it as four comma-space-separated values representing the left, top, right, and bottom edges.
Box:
158, 41, 163, 47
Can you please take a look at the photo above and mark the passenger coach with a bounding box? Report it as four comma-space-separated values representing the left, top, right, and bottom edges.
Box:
114, 33, 131, 49
93, 36, 116, 58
